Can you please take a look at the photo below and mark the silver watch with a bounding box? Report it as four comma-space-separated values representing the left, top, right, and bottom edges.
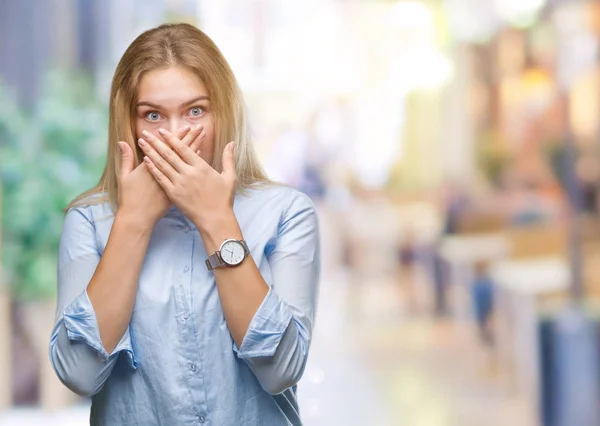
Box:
205, 239, 249, 271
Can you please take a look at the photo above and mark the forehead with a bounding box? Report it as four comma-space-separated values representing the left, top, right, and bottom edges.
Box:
138, 67, 207, 103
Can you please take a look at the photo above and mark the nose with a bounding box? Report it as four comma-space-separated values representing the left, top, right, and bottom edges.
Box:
166, 118, 182, 134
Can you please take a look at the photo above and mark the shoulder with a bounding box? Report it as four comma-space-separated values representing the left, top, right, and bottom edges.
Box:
239, 183, 316, 215
65, 192, 114, 226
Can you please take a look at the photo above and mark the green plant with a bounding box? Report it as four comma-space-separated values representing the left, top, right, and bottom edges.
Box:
477, 129, 512, 186
0, 70, 108, 300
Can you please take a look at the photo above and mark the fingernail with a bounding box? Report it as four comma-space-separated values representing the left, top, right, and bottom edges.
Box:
118, 142, 125, 153
143, 156, 151, 164
195, 124, 203, 132
142, 130, 151, 137
180, 125, 190, 132
138, 138, 146, 147
158, 128, 167, 135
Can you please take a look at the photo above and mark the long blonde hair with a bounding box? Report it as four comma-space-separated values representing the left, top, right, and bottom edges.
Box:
67, 23, 273, 211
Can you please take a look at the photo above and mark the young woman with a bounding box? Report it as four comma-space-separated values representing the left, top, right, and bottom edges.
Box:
49, 23, 320, 426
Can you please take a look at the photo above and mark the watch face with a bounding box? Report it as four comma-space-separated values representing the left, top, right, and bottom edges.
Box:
220, 240, 246, 266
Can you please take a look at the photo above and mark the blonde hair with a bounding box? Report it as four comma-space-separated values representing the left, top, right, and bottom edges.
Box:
67, 23, 273, 211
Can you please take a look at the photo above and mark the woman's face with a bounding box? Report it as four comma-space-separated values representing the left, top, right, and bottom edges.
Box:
135, 66, 215, 165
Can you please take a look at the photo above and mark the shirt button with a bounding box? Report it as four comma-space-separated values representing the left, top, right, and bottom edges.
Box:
182, 312, 190, 321
183, 226, 191, 233
190, 363, 197, 372
198, 415, 205, 423
183, 266, 189, 273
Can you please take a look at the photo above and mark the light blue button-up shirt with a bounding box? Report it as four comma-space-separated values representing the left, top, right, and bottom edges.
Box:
49, 184, 321, 425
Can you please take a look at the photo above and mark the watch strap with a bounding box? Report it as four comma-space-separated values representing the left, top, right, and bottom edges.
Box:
205, 252, 223, 271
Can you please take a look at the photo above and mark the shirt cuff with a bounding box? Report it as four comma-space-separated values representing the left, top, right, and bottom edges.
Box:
233, 288, 293, 359
63, 290, 137, 369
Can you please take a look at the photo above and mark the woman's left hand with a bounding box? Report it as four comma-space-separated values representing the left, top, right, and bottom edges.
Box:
138, 126, 237, 230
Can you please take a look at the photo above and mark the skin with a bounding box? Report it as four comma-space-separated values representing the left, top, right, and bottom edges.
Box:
89, 67, 268, 353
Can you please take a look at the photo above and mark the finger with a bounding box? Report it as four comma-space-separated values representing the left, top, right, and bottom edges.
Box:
176, 125, 191, 140
158, 128, 200, 166
118, 141, 134, 180
181, 124, 203, 147
221, 141, 236, 179
144, 156, 174, 193
141, 130, 187, 172
138, 137, 179, 182
188, 128, 206, 155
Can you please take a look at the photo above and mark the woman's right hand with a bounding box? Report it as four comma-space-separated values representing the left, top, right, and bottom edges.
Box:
117, 125, 204, 228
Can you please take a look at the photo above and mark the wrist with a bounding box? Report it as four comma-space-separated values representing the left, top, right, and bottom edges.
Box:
115, 209, 155, 238
195, 210, 242, 253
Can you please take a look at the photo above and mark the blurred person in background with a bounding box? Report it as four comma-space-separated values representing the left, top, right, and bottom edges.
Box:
576, 154, 600, 216
440, 180, 471, 235
471, 260, 495, 346
428, 181, 471, 318
48, 23, 320, 426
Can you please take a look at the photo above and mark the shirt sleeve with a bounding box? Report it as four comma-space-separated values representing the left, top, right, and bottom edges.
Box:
233, 189, 320, 395
49, 207, 137, 397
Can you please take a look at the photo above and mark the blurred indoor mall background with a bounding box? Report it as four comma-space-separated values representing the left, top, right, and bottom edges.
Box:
2, 0, 600, 425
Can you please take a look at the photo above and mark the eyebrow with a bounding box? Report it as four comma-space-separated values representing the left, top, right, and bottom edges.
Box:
136, 95, 210, 109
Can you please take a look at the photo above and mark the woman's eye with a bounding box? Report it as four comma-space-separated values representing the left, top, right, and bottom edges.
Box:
188, 107, 204, 117
145, 112, 161, 121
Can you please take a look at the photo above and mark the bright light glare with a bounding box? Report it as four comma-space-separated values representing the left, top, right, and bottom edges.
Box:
495, 0, 546, 25
389, 47, 454, 92
353, 90, 405, 188
385, 2, 433, 30
444, 0, 500, 43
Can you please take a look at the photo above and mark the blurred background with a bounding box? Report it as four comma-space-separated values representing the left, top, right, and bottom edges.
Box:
2, 0, 600, 425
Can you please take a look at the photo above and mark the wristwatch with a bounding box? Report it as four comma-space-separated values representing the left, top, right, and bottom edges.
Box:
205, 239, 250, 271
